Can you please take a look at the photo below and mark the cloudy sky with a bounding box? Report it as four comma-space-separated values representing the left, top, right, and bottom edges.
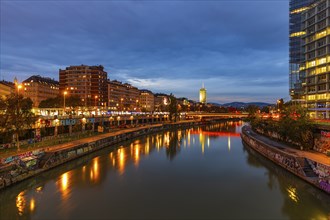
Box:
1, 0, 289, 104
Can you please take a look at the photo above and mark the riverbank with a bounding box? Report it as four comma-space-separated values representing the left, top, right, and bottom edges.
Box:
1, 119, 218, 190
241, 125, 330, 194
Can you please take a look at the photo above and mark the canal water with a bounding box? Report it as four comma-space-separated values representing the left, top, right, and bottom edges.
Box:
1, 121, 330, 220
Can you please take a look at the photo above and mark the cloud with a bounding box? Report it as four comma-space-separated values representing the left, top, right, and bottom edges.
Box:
0, 1, 289, 103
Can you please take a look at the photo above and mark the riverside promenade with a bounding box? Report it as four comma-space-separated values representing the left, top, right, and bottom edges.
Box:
241, 125, 330, 194
243, 126, 330, 166
0, 120, 203, 189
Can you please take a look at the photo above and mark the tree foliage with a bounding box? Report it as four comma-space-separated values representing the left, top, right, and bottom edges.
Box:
249, 104, 314, 150
39, 95, 84, 108
168, 93, 178, 122
0, 94, 36, 147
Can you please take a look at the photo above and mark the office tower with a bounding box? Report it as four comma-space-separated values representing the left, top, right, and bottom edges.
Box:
302, 0, 330, 118
289, 0, 315, 100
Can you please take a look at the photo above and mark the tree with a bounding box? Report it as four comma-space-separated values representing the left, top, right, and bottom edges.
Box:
277, 98, 284, 112
39, 96, 62, 108
168, 94, 178, 122
39, 95, 83, 108
0, 94, 36, 149
261, 106, 270, 113
66, 95, 84, 108
249, 103, 314, 150
245, 105, 259, 118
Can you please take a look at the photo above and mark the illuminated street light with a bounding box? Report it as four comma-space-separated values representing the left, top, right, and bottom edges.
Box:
95, 95, 98, 108
120, 98, 124, 111
17, 84, 22, 95
63, 91, 68, 114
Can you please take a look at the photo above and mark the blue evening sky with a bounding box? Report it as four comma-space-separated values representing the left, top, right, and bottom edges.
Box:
0, 0, 289, 104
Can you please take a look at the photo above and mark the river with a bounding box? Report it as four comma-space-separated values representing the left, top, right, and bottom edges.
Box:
0, 121, 329, 220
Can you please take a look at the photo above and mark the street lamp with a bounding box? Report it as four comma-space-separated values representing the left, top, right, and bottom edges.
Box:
95, 95, 98, 108
17, 84, 22, 96
120, 98, 124, 111
16, 83, 23, 150
63, 91, 67, 114
136, 99, 139, 111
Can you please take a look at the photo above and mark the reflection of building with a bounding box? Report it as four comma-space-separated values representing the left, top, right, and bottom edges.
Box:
59, 65, 108, 107
0, 80, 14, 99
199, 83, 207, 104
139, 89, 154, 112
22, 75, 59, 107
107, 80, 140, 111
289, 0, 314, 100
301, 0, 330, 118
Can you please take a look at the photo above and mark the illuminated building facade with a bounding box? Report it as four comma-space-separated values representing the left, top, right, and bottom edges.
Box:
199, 83, 207, 104
154, 93, 170, 112
59, 65, 107, 107
302, 0, 330, 118
22, 75, 59, 107
139, 89, 155, 112
0, 80, 14, 99
289, 0, 315, 100
107, 80, 140, 111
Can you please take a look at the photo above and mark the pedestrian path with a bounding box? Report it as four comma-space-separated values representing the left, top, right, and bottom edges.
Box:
244, 126, 330, 166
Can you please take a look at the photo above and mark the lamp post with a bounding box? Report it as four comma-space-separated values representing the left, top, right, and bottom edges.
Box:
17, 84, 22, 95
16, 83, 22, 150
136, 99, 139, 111
95, 95, 98, 108
120, 98, 124, 111
95, 95, 98, 115
63, 91, 67, 115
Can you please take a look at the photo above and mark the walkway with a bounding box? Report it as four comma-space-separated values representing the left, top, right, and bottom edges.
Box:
1, 120, 199, 159
46, 124, 162, 153
244, 126, 330, 166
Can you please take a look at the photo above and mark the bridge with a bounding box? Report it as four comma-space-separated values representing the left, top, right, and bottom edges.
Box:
186, 112, 249, 119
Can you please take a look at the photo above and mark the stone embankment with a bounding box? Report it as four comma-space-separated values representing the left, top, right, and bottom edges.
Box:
241, 125, 330, 194
0, 121, 205, 190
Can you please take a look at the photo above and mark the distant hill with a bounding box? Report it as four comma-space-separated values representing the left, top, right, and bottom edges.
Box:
221, 102, 271, 108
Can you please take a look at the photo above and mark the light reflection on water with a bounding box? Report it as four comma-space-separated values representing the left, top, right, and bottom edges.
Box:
1, 121, 330, 220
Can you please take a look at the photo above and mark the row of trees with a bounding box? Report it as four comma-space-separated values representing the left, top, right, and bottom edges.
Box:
247, 103, 314, 150
39, 95, 83, 108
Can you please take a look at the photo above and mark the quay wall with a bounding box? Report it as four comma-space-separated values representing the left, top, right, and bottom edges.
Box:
0, 120, 216, 190
241, 126, 330, 194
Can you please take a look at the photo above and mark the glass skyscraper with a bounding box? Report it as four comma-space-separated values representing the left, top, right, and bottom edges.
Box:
289, 0, 315, 100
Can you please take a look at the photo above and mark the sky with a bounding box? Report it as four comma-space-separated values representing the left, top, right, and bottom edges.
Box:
0, 0, 289, 104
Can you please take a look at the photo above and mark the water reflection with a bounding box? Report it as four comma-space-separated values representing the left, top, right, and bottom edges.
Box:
58, 172, 70, 200
16, 191, 26, 216
30, 198, 35, 212
243, 142, 330, 220
1, 121, 329, 220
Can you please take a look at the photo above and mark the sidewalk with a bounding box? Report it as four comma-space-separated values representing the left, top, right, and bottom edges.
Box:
244, 126, 330, 166
0, 124, 162, 159
0, 120, 199, 160
45, 124, 163, 153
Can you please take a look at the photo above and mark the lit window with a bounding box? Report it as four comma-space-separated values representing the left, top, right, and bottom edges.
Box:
290, 31, 306, 37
